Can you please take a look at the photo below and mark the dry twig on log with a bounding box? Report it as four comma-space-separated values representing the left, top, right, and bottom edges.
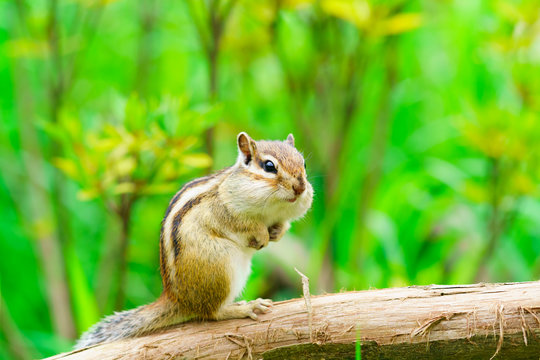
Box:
46, 281, 540, 360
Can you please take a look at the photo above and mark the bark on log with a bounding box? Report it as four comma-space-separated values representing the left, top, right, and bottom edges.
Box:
47, 281, 540, 360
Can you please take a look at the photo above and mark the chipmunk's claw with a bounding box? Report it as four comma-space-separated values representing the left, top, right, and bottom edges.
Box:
247, 298, 272, 320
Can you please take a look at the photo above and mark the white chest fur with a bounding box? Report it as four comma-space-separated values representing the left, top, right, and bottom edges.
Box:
226, 246, 256, 303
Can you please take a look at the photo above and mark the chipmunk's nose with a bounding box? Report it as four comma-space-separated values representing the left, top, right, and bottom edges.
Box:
293, 177, 306, 196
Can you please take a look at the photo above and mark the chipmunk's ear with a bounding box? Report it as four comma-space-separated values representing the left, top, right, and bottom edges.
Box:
237, 132, 257, 165
285, 133, 295, 147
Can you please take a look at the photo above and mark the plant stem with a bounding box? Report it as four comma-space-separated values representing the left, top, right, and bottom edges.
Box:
475, 157, 502, 282
47, 0, 81, 338
0, 296, 38, 360
134, 0, 157, 97
114, 195, 134, 311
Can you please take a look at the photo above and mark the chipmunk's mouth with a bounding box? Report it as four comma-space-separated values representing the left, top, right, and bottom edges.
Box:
287, 196, 298, 203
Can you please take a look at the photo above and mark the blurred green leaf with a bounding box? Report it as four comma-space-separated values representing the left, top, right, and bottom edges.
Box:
113, 157, 137, 177
53, 158, 80, 181
65, 244, 100, 333
463, 181, 488, 203
321, 0, 371, 29
124, 94, 147, 132
6, 38, 49, 59
140, 183, 178, 195
113, 182, 136, 194
77, 188, 101, 201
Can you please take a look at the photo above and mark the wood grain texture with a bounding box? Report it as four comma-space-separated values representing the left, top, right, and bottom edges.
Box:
46, 281, 540, 359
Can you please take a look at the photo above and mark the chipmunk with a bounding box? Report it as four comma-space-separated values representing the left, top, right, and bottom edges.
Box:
75, 132, 313, 348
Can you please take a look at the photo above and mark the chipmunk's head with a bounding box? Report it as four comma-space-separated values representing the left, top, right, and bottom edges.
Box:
226, 132, 313, 222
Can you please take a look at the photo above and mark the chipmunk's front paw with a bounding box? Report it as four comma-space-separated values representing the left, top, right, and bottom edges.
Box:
268, 222, 290, 242
248, 225, 270, 250
248, 235, 268, 250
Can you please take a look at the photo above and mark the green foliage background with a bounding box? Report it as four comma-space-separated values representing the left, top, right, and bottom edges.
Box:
1, 0, 540, 358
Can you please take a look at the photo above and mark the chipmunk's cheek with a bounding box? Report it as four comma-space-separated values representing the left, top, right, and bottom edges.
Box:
300, 187, 313, 207
262, 177, 277, 189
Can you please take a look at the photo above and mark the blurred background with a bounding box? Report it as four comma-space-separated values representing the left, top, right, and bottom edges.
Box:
1, 0, 540, 358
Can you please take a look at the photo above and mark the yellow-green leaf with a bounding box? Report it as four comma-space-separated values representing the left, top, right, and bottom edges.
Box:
6, 38, 49, 59
87, 134, 119, 152
283, 0, 314, 10
159, 161, 179, 180
463, 181, 487, 203
31, 217, 55, 238
54, 158, 80, 180
68, 0, 122, 7
113, 182, 136, 194
494, 0, 524, 23
113, 157, 137, 177
64, 243, 100, 332
510, 172, 535, 195
378, 13, 422, 36
321, 0, 371, 29
77, 188, 100, 201
60, 110, 82, 139
181, 153, 213, 168
141, 183, 178, 195
125, 93, 146, 131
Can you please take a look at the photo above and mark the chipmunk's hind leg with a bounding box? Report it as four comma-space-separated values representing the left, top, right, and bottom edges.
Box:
170, 235, 235, 319
213, 298, 272, 321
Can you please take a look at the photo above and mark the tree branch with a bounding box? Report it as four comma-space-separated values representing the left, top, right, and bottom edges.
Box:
46, 281, 540, 359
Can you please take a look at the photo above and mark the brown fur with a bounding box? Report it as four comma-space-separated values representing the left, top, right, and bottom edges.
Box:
165, 188, 231, 316
159, 232, 171, 292
172, 243, 230, 319
255, 141, 305, 177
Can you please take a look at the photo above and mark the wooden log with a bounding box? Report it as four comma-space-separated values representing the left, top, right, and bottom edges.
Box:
46, 281, 540, 360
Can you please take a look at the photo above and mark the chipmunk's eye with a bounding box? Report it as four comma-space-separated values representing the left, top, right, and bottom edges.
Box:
304, 161, 306, 170
262, 160, 277, 174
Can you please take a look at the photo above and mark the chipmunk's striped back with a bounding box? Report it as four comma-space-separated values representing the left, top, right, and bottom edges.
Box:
159, 168, 231, 294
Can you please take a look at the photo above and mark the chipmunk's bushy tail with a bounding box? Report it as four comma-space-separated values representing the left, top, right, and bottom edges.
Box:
75, 296, 183, 349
